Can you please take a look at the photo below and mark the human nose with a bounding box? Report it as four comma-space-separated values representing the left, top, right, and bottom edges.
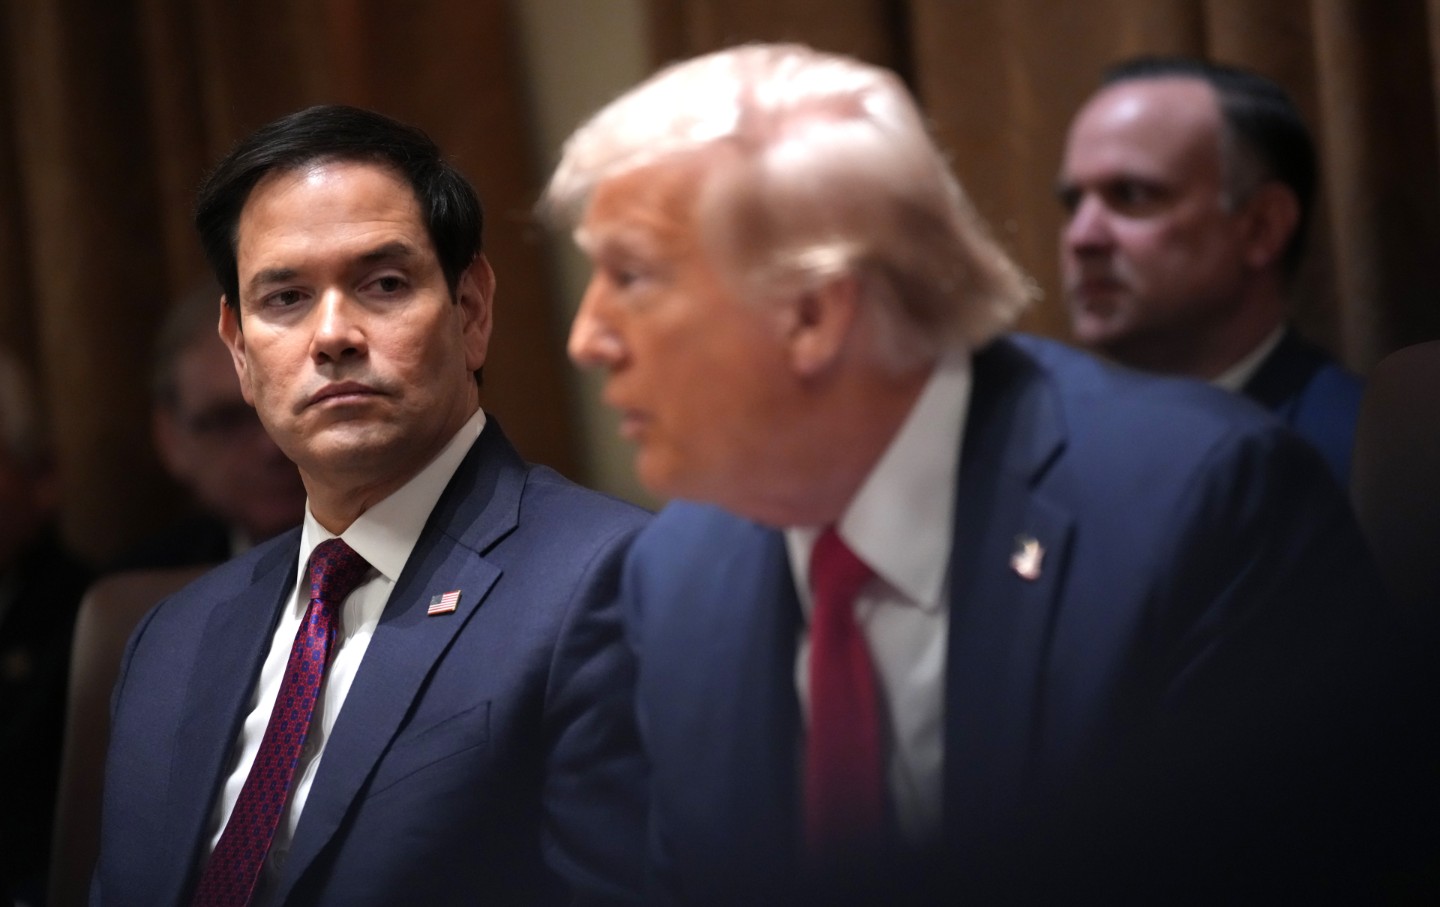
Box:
1062, 193, 1113, 254
567, 277, 625, 369
310, 289, 366, 364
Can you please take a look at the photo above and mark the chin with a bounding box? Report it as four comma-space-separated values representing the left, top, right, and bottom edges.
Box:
1070, 316, 1122, 350
635, 457, 680, 501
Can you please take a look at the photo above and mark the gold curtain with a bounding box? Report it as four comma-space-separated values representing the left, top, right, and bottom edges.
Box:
0, 0, 575, 563
647, 0, 1440, 368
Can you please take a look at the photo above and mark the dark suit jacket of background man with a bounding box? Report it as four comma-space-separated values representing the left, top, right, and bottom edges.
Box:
626, 335, 1415, 904
1242, 328, 1364, 484
95, 421, 649, 905
105, 513, 236, 574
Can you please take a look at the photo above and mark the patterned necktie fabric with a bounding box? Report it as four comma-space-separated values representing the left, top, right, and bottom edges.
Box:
804, 526, 885, 857
191, 538, 372, 907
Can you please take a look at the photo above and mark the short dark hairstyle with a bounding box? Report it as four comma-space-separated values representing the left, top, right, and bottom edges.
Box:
1102, 56, 1318, 275
194, 104, 483, 309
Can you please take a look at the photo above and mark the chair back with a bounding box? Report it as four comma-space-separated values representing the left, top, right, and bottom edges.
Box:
48, 565, 210, 906
1351, 339, 1440, 622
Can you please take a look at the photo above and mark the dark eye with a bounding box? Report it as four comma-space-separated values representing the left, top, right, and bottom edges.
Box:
373, 275, 407, 294
1056, 185, 1082, 214
606, 263, 649, 291
1104, 180, 1165, 215
267, 289, 306, 308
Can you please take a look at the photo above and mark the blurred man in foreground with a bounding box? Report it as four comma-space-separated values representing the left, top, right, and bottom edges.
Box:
546, 43, 1413, 903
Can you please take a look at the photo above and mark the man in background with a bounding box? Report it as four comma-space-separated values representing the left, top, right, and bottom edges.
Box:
112, 279, 307, 571
1059, 56, 1362, 482
0, 347, 93, 903
547, 43, 1412, 902
96, 105, 647, 904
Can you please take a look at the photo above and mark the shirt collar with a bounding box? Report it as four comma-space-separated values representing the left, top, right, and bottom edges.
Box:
297, 407, 487, 589
786, 350, 971, 611
1212, 326, 1286, 392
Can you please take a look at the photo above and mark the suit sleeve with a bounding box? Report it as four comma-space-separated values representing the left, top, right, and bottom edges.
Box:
1083, 424, 1417, 894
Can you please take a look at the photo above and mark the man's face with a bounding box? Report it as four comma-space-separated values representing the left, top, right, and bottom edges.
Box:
154, 330, 307, 542
221, 161, 491, 507
568, 158, 794, 507
1058, 78, 1252, 370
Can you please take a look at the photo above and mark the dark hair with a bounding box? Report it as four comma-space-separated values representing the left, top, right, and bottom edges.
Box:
1102, 56, 1317, 275
194, 104, 483, 309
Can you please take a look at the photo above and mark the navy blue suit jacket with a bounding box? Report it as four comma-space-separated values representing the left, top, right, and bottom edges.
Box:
95, 422, 649, 905
625, 336, 1403, 903
1242, 328, 1364, 483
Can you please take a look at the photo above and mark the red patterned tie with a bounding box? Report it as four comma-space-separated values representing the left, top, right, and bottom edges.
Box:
804, 526, 885, 856
191, 538, 372, 906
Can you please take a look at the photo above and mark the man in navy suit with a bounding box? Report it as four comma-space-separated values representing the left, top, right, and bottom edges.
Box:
95, 106, 648, 905
1059, 56, 1363, 483
543, 44, 1412, 902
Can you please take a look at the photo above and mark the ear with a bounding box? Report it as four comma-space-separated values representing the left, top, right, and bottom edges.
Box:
457, 254, 495, 372
217, 296, 255, 405
783, 272, 861, 379
1240, 182, 1300, 271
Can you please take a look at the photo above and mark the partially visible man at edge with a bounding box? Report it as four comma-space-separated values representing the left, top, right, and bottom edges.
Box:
1059, 55, 1363, 483
95, 104, 648, 905
543, 43, 1422, 904
0, 348, 93, 904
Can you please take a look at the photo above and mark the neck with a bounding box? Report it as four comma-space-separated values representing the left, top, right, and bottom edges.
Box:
1115, 279, 1289, 380
742, 362, 933, 528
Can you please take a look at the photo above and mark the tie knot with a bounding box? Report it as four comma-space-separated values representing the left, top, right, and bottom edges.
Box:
308, 538, 372, 607
810, 527, 873, 608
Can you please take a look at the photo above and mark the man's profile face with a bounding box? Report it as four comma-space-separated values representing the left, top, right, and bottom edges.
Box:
154, 331, 306, 542
1057, 78, 1253, 371
220, 160, 490, 500
568, 157, 793, 507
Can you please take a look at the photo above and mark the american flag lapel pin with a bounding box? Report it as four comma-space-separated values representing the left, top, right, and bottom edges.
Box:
427, 589, 461, 616
1009, 535, 1044, 581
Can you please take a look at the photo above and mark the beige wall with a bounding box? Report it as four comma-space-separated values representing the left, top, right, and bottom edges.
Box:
512, 0, 660, 509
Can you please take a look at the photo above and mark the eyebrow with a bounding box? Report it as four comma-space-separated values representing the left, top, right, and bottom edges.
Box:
357, 241, 422, 266
575, 225, 663, 261
245, 241, 423, 294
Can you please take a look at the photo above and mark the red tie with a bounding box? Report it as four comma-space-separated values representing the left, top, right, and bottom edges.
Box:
805, 526, 885, 855
191, 538, 372, 906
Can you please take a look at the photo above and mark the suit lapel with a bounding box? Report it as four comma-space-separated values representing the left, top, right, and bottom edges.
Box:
273, 423, 522, 900
718, 530, 803, 867
943, 339, 1073, 848
163, 539, 299, 901
1240, 328, 1323, 417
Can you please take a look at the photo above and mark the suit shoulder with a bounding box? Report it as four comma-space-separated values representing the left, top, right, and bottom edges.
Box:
517, 464, 652, 538
631, 501, 772, 562
1006, 333, 1279, 433
143, 528, 298, 624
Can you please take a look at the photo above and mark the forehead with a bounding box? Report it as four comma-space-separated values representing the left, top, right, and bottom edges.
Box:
575, 152, 740, 260
1065, 77, 1225, 179
236, 160, 428, 266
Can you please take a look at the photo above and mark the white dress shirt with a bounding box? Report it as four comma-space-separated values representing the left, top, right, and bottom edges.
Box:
1212, 326, 1285, 392
202, 407, 487, 890
786, 351, 971, 844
